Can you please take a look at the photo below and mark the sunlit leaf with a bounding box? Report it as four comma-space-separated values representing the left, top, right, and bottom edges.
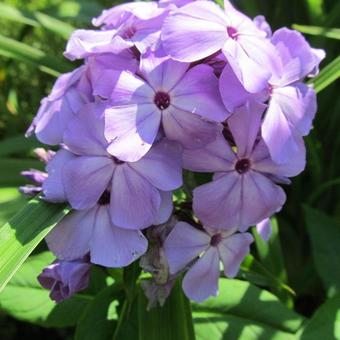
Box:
293, 24, 340, 40
0, 198, 69, 293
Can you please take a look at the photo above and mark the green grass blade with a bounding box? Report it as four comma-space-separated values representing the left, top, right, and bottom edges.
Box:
309, 56, 340, 93
34, 12, 74, 40
0, 198, 69, 293
0, 3, 39, 27
0, 34, 72, 76
138, 279, 196, 340
293, 24, 340, 40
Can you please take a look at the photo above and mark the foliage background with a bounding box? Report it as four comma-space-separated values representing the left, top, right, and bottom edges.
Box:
0, 0, 339, 339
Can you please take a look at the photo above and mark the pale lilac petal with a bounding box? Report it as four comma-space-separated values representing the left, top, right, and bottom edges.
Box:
162, 107, 219, 149
161, 1, 227, 62
64, 30, 133, 60
105, 104, 161, 162
46, 209, 95, 260
193, 173, 241, 229
272, 28, 320, 80
273, 84, 316, 136
34, 88, 85, 145
93, 69, 153, 102
110, 165, 161, 229
182, 247, 220, 302
90, 206, 148, 267
63, 156, 114, 210
238, 172, 286, 231
309, 48, 326, 77
183, 132, 235, 172
193, 171, 286, 230
43, 149, 76, 202
140, 49, 189, 90
262, 96, 303, 164
228, 100, 266, 157
253, 15, 272, 37
163, 221, 210, 274
219, 62, 251, 112
171, 64, 228, 122
153, 191, 173, 225
223, 40, 271, 94
252, 139, 306, 177
63, 103, 108, 156
256, 218, 272, 241
218, 233, 253, 277
129, 139, 182, 191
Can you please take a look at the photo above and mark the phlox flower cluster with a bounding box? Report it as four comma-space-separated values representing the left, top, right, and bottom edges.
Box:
24, 0, 324, 304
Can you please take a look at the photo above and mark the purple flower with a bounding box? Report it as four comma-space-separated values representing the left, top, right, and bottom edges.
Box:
100, 48, 227, 162
91, 1, 169, 53
45, 200, 148, 268
161, 0, 280, 92
27, 66, 92, 145
261, 28, 324, 163
164, 221, 253, 302
38, 258, 91, 303
184, 100, 305, 230
43, 102, 182, 229
256, 218, 272, 241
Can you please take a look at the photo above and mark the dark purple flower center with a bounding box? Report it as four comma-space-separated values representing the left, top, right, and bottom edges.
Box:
210, 233, 223, 247
111, 156, 124, 165
98, 190, 110, 205
227, 26, 238, 40
154, 91, 171, 110
235, 158, 251, 174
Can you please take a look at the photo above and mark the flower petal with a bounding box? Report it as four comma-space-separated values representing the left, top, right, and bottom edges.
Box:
163, 221, 210, 274
153, 191, 173, 225
218, 233, 253, 277
228, 100, 266, 157
129, 139, 182, 191
161, 1, 226, 62
63, 156, 114, 210
110, 165, 161, 229
105, 104, 161, 162
46, 209, 95, 260
162, 106, 219, 149
182, 247, 220, 302
43, 149, 76, 202
171, 64, 228, 122
63, 103, 108, 156
90, 206, 148, 267
183, 131, 235, 172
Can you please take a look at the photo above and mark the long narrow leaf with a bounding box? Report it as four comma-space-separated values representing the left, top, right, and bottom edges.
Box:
138, 279, 195, 340
0, 34, 72, 76
310, 56, 340, 93
293, 24, 340, 40
0, 3, 39, 27
0, 198, 69, 293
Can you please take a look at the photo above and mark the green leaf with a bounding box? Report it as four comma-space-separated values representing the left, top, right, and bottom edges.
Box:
0, 158, 43, 186
292, 24, 340, 40
0, 135, 41, 157
0, 251, 91, 327
138, 279, 195, 340
304, 206, 340, 296
299, 294, 340, 339
0, 198, 69, 293
0, 3, 39, 27
309, 55, 340, 93
124, 261, 142, 303
252, 218, 292, 305
75, 285, 119, 340
193, 279, 305, 340
0, 34, 72, 76
34, 12, 74, 40
0, 188, 27, 226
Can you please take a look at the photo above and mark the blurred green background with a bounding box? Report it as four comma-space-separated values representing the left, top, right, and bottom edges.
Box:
0, 0, 339, 339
